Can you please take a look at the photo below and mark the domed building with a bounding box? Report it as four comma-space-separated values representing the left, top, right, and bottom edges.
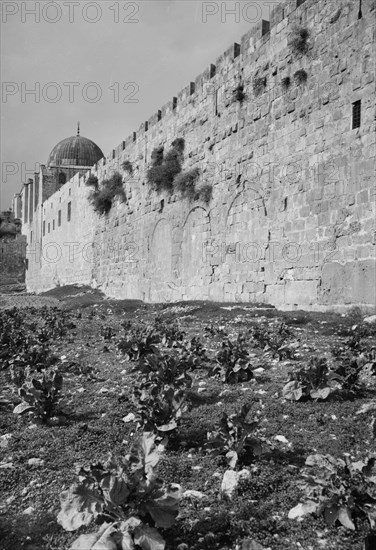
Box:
13, 124, 104, 224
47, 124, 104, 188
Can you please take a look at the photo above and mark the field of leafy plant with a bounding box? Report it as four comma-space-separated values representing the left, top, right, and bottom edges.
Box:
1, 287, 376, 550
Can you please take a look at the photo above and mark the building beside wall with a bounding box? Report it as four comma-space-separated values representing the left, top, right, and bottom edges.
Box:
0, 211, 26, 293
15, 0, 376, 311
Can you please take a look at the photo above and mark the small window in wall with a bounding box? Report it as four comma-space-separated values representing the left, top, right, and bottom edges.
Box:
262, 20, 270, 36
43, 221, 46, 236
159, 199, 164, 213
30, 231, 33, 243
59, 172, 66, 185
48, 223, 50, 233
67, 201, 71, 221
53, 220, 55, 230
69, 188, 71, 196
58, 210, 61, 226
352, 100, 361, 129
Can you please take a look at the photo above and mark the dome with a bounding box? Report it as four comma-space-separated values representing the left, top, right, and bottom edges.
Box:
47, 134, 104, 167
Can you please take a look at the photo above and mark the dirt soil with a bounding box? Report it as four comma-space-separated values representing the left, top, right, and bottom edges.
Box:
1, 285, 376, 550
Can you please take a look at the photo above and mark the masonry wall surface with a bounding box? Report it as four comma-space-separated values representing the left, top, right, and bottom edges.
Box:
21, 0, 376, 311
0, 212, 26, 292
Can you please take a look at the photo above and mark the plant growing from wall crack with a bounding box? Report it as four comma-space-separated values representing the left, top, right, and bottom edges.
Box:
290, 26, 310, 55
294, 69, 308, 85
253, 76, 267, 97
89, 172, 126, 215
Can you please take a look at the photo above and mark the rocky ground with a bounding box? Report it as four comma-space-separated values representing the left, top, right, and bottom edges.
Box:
0, 286, 376, 550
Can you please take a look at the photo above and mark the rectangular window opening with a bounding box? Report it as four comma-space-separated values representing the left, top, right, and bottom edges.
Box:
262, 20, 270, 36
58, 210, 61, 226
352, 100, 361, 129
43, 221, 45, 236
67, 201, 71, 221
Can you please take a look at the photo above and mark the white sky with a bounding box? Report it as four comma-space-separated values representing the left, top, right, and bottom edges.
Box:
0, 0, 274, 210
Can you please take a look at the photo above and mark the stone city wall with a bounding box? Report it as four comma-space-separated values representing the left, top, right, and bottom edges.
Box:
22, 0, 376, 310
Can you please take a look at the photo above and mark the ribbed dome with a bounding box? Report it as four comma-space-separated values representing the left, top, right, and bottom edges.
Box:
47, 135, 104, 167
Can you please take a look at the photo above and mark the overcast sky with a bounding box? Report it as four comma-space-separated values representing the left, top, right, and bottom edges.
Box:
1, 0, 273, 210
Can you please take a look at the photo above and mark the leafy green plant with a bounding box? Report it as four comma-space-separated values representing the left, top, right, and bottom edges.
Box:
153, 318, 185, 347
13, 368, 63, 421
173, 167, 200, 201
344, 324, 369, 352
133, 353, 192, 433
329, 349, 376, 394
58, 432, 181, 550
206, 405, 261, 469
283, 356, 332, 401
249, 322, 298, 360
294, 69, 308, 85
290, 26, 310, 55
289, 454, 376, 531
210, 334, 254, 384
118, 329, 160, 361
176, 336, 209, 370
9, 344, 58, 388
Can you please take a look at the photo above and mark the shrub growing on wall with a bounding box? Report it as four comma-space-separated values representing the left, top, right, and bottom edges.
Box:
253, 76, 267, 97
281, 76, 291, 91
85, 175, 99, 188
147, 139, 185, 193
233, 84, 246, 103
198, 184, 213, 203
290, 26, 310, 55
121, 160, 133, 175
89, 172, 126, 215
174, 167, 200, 200
294, 69, 308, 85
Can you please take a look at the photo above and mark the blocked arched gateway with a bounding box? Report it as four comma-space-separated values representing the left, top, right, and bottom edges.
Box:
181, 206, 211, 299
149, 218, 173, 302
224, 184, 268, 301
